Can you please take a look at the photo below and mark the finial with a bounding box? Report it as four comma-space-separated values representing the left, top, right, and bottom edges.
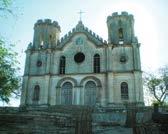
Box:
78, 10, 85, 21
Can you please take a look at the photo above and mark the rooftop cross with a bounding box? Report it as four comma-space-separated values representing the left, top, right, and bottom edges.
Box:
78, 10, 85, 21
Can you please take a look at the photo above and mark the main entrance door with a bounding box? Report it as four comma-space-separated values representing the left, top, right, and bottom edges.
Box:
61, 82, 73, 105
84, 81, 97, 106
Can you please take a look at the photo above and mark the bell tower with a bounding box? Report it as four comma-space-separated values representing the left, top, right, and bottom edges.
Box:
33, 19, 61, 49
107, 11, 134, 45
107, 11, 141, 71
106, 12, 143, 104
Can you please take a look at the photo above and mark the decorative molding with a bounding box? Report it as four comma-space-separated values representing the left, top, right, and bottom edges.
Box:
80, 76, 102, 87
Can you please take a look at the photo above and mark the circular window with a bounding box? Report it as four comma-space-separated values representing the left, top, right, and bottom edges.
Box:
36, 60, 42, 67
74, 52, 85, 63
120, 55, 127, 63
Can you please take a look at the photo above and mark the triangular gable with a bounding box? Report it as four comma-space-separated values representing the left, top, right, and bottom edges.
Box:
56, 21, 107, 49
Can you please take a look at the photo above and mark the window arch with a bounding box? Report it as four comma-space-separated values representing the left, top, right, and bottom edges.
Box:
32, 85, 40, 101
59, 56, 66, 74
61, 82, 73, 105
84, 81, 97, 106
121, 82, 129, 100
94, 54, 100, 73
118, 28, 123, 39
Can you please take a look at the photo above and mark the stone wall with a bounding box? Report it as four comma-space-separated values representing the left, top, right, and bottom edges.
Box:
0, 106, 92, 134
135, 123, 168, 134
0, 106, 153, 134
92, 106, 153, 134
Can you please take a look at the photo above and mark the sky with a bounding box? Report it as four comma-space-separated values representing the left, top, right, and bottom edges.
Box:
1, 0, 168, 106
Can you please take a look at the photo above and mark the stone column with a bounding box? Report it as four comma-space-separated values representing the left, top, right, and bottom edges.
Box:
73, 86, 77, 105
74, 86, 81, 105
80, 87, 84, 105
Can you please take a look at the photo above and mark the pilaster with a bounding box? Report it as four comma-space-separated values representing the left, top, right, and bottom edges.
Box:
108, 73, 114, 103
20, 76, 29, 106
24, 50, 31, 75
40, 75, 50, 105
46, 50, 51, 74
134, 71, 143, 102
56, 87, 61, 104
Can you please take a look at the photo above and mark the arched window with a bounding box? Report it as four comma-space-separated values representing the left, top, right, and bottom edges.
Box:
32, 85, 40, 101
49, 35, 52, 44
61, 82, 73, 105
59, 56, 66, 74
118, 28, 123, 39
41, 40, 44, 46
94, 54, 100, 73
121, 82, 129, 100
84, 81, 97, 106
49, 35, 52, 39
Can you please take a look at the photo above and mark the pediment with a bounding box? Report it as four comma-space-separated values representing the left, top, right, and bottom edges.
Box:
56, 21, 107, 49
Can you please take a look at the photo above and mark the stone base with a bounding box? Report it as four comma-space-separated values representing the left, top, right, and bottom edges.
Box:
0, 105, 151, 134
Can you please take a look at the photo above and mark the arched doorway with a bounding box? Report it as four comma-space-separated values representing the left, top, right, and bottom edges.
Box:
61, 82, 73, 105
84, 81, 97, 106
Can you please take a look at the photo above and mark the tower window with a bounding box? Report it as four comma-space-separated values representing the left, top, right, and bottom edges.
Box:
120, 55, 127, 63
39, 35, 44, 49
40, 41, 44, 48
49, 35, 52, 44
59, 56, 66, 74
121, 82, 129, 100
118, 28, 123, 39
33, 85, 40, 101
94, 54, 100, 73
49, 35, 52, 39
36, 60, 42, 67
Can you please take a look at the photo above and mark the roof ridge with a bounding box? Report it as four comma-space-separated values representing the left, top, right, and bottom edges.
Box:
57, 21, 107, 47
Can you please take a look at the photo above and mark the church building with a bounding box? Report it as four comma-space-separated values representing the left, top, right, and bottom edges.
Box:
20, 11, 144, 107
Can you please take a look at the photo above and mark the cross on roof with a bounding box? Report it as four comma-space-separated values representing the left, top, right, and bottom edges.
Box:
78, 10, 85, 21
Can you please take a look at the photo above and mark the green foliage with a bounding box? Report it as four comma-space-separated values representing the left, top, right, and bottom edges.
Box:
0, 0, 21, 104
0, 38, 21, 103
0, 0, 13, 14
1, 0, 12, 7
144, 66, 168, 105
0, 0, 22, 23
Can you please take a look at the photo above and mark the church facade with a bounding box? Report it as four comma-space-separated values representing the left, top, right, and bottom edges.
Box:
20, 11, 144, 107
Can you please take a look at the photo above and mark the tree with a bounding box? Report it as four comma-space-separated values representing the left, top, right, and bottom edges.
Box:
0, 0, 21, 104
0, 39, 21, 103
144, 66, 168, 105
0, 0, 15, 16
